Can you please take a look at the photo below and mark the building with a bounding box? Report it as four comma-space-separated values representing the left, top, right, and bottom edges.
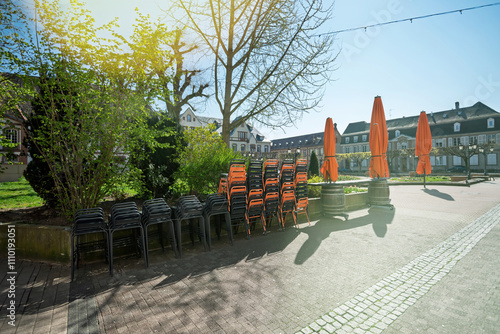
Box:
270, 123, 343, 166
341, 102, 500, 173
179, 108, 272, 154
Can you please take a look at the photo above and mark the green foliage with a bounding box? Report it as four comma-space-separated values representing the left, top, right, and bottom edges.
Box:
344, 186, 367, 194
390, 176, 451, 182
307, 175, 323, 198
175, 125, 239, 196
308, 150, 319, 177
132, 114, 183, 199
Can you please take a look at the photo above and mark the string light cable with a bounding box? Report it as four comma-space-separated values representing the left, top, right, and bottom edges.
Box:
318, 2, 500, 36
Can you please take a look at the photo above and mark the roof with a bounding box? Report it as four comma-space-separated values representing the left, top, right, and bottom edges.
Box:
271, 132, 325, 150
341, 102, 500, 143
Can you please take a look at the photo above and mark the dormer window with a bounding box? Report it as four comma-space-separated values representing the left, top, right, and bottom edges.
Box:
395, 130, 400, 137
353, 136, 358, 143
487, 118, 495, 128
454, 122, 460, 132
187, 115, 191, 122
362, 135, 367, 141
345, 137, 350, 144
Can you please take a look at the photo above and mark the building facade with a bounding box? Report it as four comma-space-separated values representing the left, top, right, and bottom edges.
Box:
341, 102, 500, 173
270, 123, 343, 166
179, 108, 272, 154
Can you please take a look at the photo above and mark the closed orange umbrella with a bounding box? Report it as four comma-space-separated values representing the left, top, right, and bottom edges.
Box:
416, 111, 432, 175
320, 118, 338, 182
369, 96, 390, 178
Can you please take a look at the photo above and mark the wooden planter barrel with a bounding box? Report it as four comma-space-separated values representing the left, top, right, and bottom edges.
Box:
368, 179, 391, 206
321, 184, 348, 219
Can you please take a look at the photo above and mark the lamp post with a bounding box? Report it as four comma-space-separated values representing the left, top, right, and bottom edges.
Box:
478, 145, 495, 175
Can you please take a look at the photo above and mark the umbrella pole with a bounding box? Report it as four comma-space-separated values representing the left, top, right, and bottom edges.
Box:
423, 167, 426, 189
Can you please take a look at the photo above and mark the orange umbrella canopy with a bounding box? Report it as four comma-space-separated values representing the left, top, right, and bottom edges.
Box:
369, 96, 390, 178
415, 111, 432, 175
320, 117, 338, 182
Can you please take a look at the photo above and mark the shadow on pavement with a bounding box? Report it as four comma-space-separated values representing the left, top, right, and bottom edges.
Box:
423, 188, 455, 201
294, 207, 396, 265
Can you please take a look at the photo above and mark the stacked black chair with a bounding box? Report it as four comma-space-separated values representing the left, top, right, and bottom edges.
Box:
203, 193, 233, 250
71, 207, 109, 281
174, 195, 206, 257
247, 160, 263, 190
295, 159, 309, 201
108, 202, 146, 276
294, 159, 311, 226
279, 159, 296, 230
227, 159, 248, 237
141, 198, 178, 266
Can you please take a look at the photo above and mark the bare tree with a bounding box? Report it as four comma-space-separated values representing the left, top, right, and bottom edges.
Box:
174, 0, 336, 145
165, 29, 209, 124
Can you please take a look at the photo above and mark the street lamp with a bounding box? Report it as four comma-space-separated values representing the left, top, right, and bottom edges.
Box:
478, 145, 495, 175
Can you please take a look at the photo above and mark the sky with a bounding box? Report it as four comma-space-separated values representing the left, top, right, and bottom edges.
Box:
24, 0, 500, 139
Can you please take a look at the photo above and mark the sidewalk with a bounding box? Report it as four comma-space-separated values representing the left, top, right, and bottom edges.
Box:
1, 180, 499, 333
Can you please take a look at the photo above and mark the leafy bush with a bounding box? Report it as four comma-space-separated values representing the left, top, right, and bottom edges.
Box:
131, 114, 183, 199
174, 125, 239, 196
307, 175, 323, 198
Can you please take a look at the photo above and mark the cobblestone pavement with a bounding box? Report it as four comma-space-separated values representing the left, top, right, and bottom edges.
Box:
1, 180, 499, 334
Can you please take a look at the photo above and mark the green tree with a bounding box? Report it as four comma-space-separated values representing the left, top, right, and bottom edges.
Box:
308, 150, 319, 177
18, 0, 169, 215
175, 125, 239, 195
132, 113, 183, 199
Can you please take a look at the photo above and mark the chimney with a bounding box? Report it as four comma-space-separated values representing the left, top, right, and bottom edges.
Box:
455, 101, 460, 109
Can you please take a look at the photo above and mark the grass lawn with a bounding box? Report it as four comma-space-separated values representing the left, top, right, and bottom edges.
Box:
390, 175, 451, 182
0, 177, 44, 210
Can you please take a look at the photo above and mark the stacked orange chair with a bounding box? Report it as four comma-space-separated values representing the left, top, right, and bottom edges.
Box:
227, 159, 247, 236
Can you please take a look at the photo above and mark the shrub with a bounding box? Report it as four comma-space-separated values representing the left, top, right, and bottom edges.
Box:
175, 125, 239, 196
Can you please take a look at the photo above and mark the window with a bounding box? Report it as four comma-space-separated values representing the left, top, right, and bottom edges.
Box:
187, 115, 191, 122
5, 129, 18, 144
487, 134, 496, 144
487, 118, 494, 128
362, 135, 367, 141
362, 145, 368, 152
469, 136, 478, 145
487, 153, 497, 165
453, 156, 462, 165
454, 122, 460, 132
238, 132, 247, 140
453, 137, 461, 146
395, 130, 400, 137
354, 136, 358, 143
344, 146, 350, 153
257, 145, 261, 153
431, 156, 447, 166
264, 145, 269, 153
241, 144, 246, 152
434, 139, 443, 147
232, 144, 237, 152
193, 118, 196, 122
470, 155, 479, 166
345, 137, 350, 144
